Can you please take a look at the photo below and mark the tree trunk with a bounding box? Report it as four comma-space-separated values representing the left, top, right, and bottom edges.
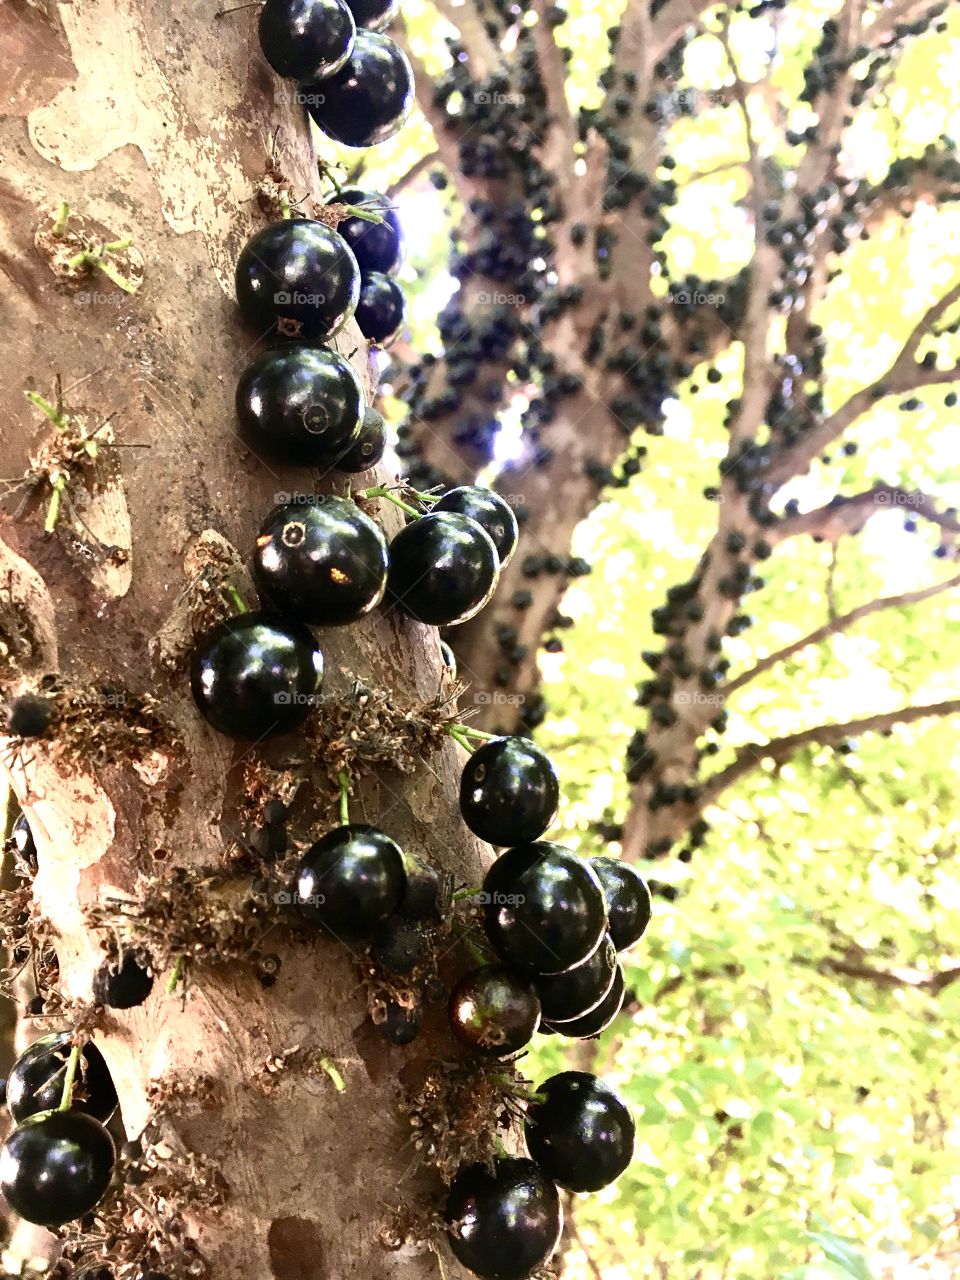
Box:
0, 4, 483, 1277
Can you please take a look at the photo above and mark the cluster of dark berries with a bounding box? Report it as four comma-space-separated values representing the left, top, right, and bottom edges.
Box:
337, 189, 407, 342
439, 734, 649, 1277
279, 737, 644, 1277
239, 0, 413, 428
0, 1032, 119, 1227
293, 823, 443, 1042
234, 205, 403, 367
257, 0, 412, 148
197, 35, 521, 739
445, 1071, 636, 1279
189, 483, 518, 739
451, 735, 650, 1049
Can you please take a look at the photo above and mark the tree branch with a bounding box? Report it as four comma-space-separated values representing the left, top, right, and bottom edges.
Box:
816, 955, 960, 994
386, 150, 441, 198
862, 147, 960, 232
531, 0, 577, 173
772, 484, 960, 545
699, 698, 960, 807
431, 0, 502, 76
768, 278, 960, 486
725, 572, 960, 695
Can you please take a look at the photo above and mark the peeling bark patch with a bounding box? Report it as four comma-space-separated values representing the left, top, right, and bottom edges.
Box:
25, 0, 255, 285
268, 1217, 329, 1280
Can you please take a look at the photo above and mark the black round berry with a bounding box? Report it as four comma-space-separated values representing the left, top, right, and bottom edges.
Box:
483, 842, 607, 974
445, 1157, 562, 1280
92, 950, 154, 1010
434, 487, 519, 568
258, 0, 355, 81
6, 694, 55, 738
355, 271, 405, 343
524, 1071, 635, 1192
449, 965, 540, 1058
386, 513, 499, 627
190, 612, 324, 740
533, 934, 616, 1022
397, 851, 442, 920
378, 999, 422, 1044
294, 825, 406, 938
235, 219, 360, 341
304, 32, 413, 148
235, 347, 364, 467
460, 736, 559, 847
0, 1109, 115, 1226
252, 496, 388, 625
344, 0, 399, 31
9, 814, 37, 872
336, 406, 387, 473
440, 640, 457, 679
8, 1033, 117, 1124
548, 964, 625, 1038
370, 916, 424, 974
333, 189, 404, 273
591, 856, 652, 950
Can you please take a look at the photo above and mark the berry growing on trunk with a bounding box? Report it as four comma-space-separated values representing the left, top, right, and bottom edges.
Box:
591, 856, 652, 950
258, 0, 355, 82
252, 496, 388, 625
235, 219, 360, 341
445, 1157, 562, 1280
533, 934, 616, 1022
354, 271, 405, 343
304, 32, 414, 148
524, 1071, 635, 1191
92, 950, 155, 1009
448, 964, 541, 1057
483, 842, 607, 973
336, 406, 387, 472
434, 487, 519, 567
235, 347, 364, 466
333, 189, 404, 273
548, 964, 625, 1039
386, 512, 499, 627
294, 825, 406, 937
460, 736, 559, 846
7, 1033, 117, 1124
190, 613, 324, 739
0, 1110, 116, 1226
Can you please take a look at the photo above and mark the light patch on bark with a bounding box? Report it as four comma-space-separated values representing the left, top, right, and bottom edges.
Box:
0, 534, 59, 673
27, 0, 263, 286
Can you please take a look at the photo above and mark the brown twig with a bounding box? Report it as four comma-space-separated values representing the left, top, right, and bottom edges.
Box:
725, 571, 960, 695
700, 698, 960, 806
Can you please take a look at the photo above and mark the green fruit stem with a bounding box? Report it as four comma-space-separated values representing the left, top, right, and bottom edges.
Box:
319, 1058, 346, 1092
51, 201, 71, 237
357, 486, 421, 518
167, 954, 185, 994
338, 770, 350, 826
58, 1043, 81, 1111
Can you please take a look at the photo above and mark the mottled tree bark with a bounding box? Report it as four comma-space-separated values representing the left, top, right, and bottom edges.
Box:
0, 3, 483, 1277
